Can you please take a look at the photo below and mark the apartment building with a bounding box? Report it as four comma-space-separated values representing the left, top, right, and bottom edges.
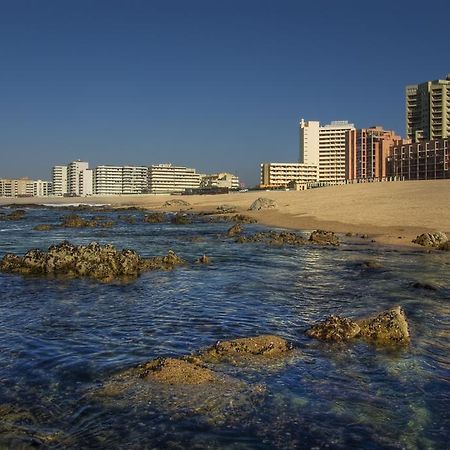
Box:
406, 74, 450, 142
0, 178, 50, 197
67, 160, 93, 196
52, 165, 68, 196
200, 172, 240, 190
33, 180, 51, 197
148, 164, 201, 194
388, 139, 449, 180
346, 127, 402, 180
260, 162, 318, 188
93, 165, 148, 195
300, 119, 355, 184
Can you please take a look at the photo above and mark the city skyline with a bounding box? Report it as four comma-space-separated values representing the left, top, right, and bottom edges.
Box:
1, 0, 449, 185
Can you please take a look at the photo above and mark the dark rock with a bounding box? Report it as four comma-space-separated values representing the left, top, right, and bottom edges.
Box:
0, 210, 26, 221
143, 212, 165, 223
237, 231, 307, 246
412, 281, 438, 291
170, 213, 191, 225
309, 230, 340, 246
60, 214, 98, 228
230, 214, 257, 223
0, 242, 185, 282
412, 232, 448, 247
359, 260, 384, 270
197, 255, 210, 264
33, 224, 53, 231
248, 197, 277, 211
345, 232, 354, 237
305, 316, 361, 342
360, 234, 369, 239
227, 223, 243, 237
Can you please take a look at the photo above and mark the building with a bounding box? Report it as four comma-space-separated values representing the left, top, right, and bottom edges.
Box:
388, 139, 449, 180
148, 164, 201, 194
33, 180, 51, 197
67, 160, 93, 196
260, 162, 318, 188
200, 172, 240, 190
300, 119, 355, 184
52, 165, 68, 196
346, 127, 402, 181
0, 178, 50, 197
406, 74, 450, 142
93, 165, 148, 195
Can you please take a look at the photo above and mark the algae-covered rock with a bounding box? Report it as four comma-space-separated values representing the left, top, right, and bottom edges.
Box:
236, 231, 307, 246
162, 199, 191, 208
143, 212, 165, 223
412, 232, 448, 247
0, 210, 26, 221
305, 315, 361, 342
33, 224, 53, 231
248, 197, 277, 211
61, 214, 98, 228
357, 306, 410, 345
197, 335, 293, 365
438, 241, 450, 251
0, 242, 185, 282
227, 223, 243, 237
171, 213, 191, 225
309, 230, 340, 246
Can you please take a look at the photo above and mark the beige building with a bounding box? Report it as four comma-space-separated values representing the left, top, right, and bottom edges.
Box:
94, 165, 148, 195
406, 74, 450, 142
0, 178, 50, 197
148, 164, 201, 194
52, 165, 68, 196
200, 172, 240, 190
300, 119, 355, 184
260, 162, 318, 188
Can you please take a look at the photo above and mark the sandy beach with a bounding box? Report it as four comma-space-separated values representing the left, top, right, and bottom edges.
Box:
2, 179, 449, 247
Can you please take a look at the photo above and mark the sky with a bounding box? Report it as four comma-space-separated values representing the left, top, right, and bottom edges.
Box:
0, 0, 449, 186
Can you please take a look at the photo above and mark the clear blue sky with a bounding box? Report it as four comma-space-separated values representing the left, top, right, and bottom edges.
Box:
0, 0, 449, 186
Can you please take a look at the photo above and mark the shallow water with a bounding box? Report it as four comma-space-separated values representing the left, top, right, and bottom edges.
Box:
0, 207, 449, 449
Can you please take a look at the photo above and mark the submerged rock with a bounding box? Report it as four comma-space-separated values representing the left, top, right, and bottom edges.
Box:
412, 232, 448, 248
143, 212, 165, 223
197, 335, 293, 365
0, 210, 26, 221
0, 241, 185, 282
60, 214, 113, 228
309, 230, 340, 246
305, 306, 410, 346
197, 255, 210, 264
305, 316, 361, 342
227, 223, 243, 237
236, 231, 307, 246
33, 224, 53, 231
248, 197, 277, 211
170, 213, 191, 225
162, 199, 191, 208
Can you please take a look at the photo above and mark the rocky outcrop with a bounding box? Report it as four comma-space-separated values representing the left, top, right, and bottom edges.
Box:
0, 210, 26, 221
248, 197, 277, 211
162, 199, 191, 208
412, 232, 448, 248
170, 213, 191, 225
437, 241, 450, 251
0, 242, 185, 282
60, 214, 113, 228
309, 230, 340, 246
196, 335, 293, 365
230, 214, 257, 223
305, 316, 361, 342
236, 231, 308, 246
217, 204, 237, 214
143, 212, 165, 223
33, 224, 53, 231
305, 306, 410, 346
227, 223, 243, 237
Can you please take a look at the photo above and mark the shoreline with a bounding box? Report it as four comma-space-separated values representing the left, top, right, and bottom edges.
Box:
2, 179, 450, 250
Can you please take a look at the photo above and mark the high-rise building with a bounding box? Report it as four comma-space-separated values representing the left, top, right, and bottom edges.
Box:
406, 74, 450, 142
0, 178, 50, 197
299, 119, 355, 184
122, 166, 148, 194
67, 160, 93, 196
33, 180, 51, 197
200, 172, 240, 190
388, 139, 449, 180
346, 127, 402, 181
260, 163, 318, 188
93, 165, 148, 195
52, 165, 68, 196
148, 164, 201, 194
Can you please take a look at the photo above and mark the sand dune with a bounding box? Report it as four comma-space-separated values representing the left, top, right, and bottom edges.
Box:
2, 179, 449, 247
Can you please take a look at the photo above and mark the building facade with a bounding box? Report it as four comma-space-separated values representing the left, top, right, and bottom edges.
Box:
52, 165, 68, 196
388, 139, 449, 180
406, 74, 450, 142
33, 180, 51, 197
93, 165, 148, 195
346, 127, 402, 181
200, 172, 240, 190
300, 119, 355, 184
67, 161, 93, 196
148, 164, 201, 194
0, 178, 50, 197
122, 166, 148, 194
260, 162, 318, 188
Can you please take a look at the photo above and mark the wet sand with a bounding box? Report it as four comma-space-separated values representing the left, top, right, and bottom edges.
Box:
2, 179, 449, 248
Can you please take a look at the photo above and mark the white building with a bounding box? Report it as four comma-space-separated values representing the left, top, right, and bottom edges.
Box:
148, 164, 201, 194
260, 162, 318, 188
200, 172, 240, 190
52, 165, 68, 196
299, 119, 355, 184
33, 180, 50, 197
93, 165, 148, 195
67, 160, 93, 196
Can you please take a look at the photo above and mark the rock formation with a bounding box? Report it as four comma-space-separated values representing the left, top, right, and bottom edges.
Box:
162, 199, 191, 208
33, 224, 53, 231
143, 212, 165, 223
248, 197, 278, 211
305, 316, 361, 342
308, 230, 340, 246
227, 223, 243, 237
412, 232, 448, 248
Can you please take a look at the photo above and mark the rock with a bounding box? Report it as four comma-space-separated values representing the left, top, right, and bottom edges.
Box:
412, 281, 438, 291
306, 306, 411, 346
308, 230, 340, 246
217, 204, 237, 214
197, 335, 293, 365
33, 224, 53, 231
305, 316, 361, 342
248, 197, 277, 211
118, 214, 137, 224
197, 255, 210, 264
0, 242, 185, 282
60, 214, 98, 228
360, 234, 369, 239
412, 232, 448, 247
0, 210, 26, 221
357, 306, 410, 345
345, 232, 354, 237
237, 231, 307, 246
162, 199, 191, 208
227, 223, 243, 237
438, 241, 450, 251
230, 214, 257, 223
359, 260, 384, 270
143, 212, 165, 223
170, 213, 191, 225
